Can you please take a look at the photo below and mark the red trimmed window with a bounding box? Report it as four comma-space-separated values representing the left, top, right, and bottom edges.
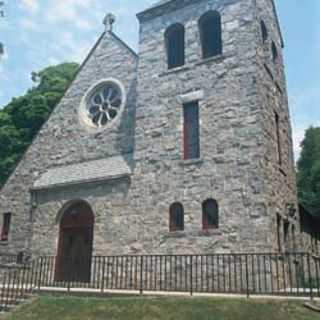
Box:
183, 101, 200, 160
277, 214, 282, 252
261, 20, 268, 43
275, 112, 282, 166
1, 213, 12, 242
169, 203, 184, 232
202, 199, 219, 230
272, 41, 278, 62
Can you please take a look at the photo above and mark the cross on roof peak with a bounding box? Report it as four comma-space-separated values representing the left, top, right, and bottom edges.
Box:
103, 13, 116, 32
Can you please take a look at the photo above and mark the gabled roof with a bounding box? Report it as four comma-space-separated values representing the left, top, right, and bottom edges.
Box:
0, 30, 137, 192
109, 31, 138, 58
33, 156, 131, 191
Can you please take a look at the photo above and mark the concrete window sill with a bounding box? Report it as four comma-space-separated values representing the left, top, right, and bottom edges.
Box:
198, 229, 222, 237
159, 54, 226, 77
195, 54, 226, 66
165, 231, 187, 238
179, 158, 203, 166
159, 65, 190, 77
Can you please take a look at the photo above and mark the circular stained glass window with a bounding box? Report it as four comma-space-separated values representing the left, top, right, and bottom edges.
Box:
86, 82, 123, 128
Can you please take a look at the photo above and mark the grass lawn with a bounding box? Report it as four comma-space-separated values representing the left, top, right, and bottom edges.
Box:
2, 296, 319, 320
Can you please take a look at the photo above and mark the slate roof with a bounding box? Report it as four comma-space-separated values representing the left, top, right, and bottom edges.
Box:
33, 156, 131, 190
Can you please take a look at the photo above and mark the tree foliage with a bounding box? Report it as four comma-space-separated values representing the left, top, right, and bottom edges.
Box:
297, 126, 320, 216
0, 62, 79, 187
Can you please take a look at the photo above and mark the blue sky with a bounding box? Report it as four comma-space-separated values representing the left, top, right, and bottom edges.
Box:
0, 0, 319, 159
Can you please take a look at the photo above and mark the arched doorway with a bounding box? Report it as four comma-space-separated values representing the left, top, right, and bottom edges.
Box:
55, 201, 94, 283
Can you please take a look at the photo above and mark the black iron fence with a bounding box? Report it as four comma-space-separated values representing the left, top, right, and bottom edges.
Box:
0, 252, 320, 310
0, 259, 37, 310
37, 252, 320, 297
0, 253, 23, 266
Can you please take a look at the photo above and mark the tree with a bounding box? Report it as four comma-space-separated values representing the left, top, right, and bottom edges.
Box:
297, 127, 320, 216
0, 62, 79, 187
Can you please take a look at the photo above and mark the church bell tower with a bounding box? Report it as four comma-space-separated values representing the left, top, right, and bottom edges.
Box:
135, 0, 298, 253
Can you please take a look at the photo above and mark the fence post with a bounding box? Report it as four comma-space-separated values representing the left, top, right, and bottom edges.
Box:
67, 258, 71, 293
101, 257, 106, 293
307, 253, 313, 301
190, 256, 193, 296
140, 256, 143, 295
38, 257, 43, 292
245, 255, 250, 299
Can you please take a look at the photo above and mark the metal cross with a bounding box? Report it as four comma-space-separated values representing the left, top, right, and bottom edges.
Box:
103, 13, 116, 32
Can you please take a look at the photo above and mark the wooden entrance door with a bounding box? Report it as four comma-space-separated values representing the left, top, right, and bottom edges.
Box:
55, 201, 94, 283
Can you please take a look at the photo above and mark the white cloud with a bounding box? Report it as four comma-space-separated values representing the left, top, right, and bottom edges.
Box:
292, 121, 320, 162
19, 18, 38, 31
288, 84, 320, 161
47, 57, 60, 66
44, 30, 94, 63
74, 19, 94, 31
0, 51, 9, 103
20, 0, 39, 15
45, 0, 94, 25
292, 126, 306, 161
0, 51, 9, 75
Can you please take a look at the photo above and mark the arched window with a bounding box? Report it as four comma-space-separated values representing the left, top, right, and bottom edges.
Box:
169, 202, 184, 231
202, 199, 219, 230
260, 20, 268, 43
271, 41, 278, 62
165, 24, 185, 69
199, 11, 222, 59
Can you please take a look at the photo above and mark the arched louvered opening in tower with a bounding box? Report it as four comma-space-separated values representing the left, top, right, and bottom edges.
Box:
199, 11, 222, 59
165, 23, 185, 69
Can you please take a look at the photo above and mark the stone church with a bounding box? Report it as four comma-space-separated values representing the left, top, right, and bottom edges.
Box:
0, 0, 298, 279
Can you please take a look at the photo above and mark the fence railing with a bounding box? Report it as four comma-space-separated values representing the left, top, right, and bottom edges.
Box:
37, 253, 320, 297
0, 258, 37, 310
0, 252, 319, 310
0, 253, 23, 266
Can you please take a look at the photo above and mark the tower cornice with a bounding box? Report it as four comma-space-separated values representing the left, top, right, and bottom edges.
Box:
137, 0, 207, 22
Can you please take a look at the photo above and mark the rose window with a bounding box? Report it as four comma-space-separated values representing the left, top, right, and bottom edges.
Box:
86, 83, 123, 127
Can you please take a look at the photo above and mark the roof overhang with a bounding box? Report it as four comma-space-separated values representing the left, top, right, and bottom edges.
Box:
32, 156, 132, 191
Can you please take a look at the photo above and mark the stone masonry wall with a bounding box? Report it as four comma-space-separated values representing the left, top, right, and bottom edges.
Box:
255, 0, 299, 252
0, 0, 298, 258
0, 32, 138, 255
134, 0, 274, 254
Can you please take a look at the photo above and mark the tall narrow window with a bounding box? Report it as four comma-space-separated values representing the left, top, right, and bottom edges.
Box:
183, 101, 200, 160
291, 225, 296, 252
165, 23, 185, 69
275, 112, 282, 166
169, 202, 184, 232
202, 199, 219, 230
283, 221, 289, 251
271, 41, 278, 62
260, 20, 268, 43
277, 214, 282, 252
311, 233, 316, 253
1, 213, 11, 242
199, 11, 222, 59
